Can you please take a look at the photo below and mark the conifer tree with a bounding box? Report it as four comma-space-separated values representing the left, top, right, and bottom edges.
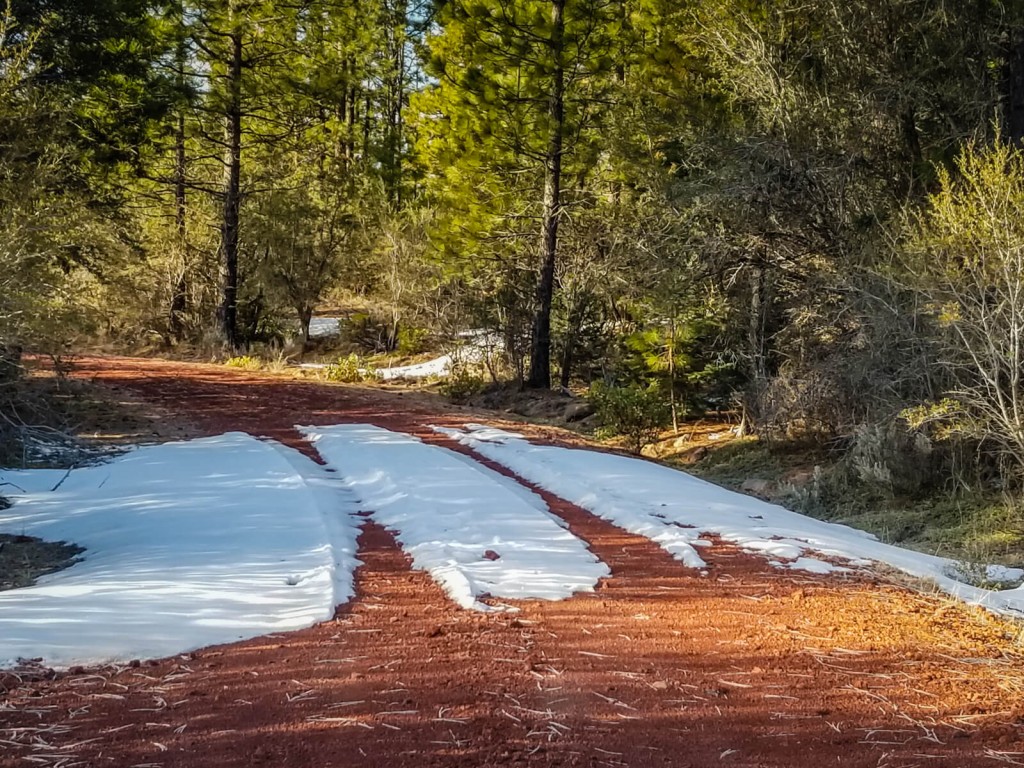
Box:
414, 0, 617, 387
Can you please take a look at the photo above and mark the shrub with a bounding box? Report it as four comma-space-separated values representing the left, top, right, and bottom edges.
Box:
903, 138, 1024, 472
589, 381, 671, 454
224, 355, 262, 371
439, 363, 485, 403
610, 311, 739, 416
343, 312, 396, 353
842, 421, 938, 498
324, 353, 375, 383
396, 326, 431, 355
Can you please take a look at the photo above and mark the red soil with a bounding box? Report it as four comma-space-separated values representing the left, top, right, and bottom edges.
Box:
2, 355, 1023, 768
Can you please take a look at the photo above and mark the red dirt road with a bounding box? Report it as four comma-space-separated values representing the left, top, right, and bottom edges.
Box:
3, 356, 1024, 768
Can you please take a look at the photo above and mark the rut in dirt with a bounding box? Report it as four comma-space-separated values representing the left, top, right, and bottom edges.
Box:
2, 355, 1023, 768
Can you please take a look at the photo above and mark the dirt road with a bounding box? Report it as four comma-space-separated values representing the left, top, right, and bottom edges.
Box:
2, 356, 1023, 768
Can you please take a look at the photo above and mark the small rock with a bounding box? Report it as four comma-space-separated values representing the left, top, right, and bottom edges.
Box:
563, 401, 595, 422
650, 680, 669, 691
483, 549, 501, 561
680, 446, 708, 464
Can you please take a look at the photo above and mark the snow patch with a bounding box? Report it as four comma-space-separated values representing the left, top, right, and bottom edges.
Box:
300, 424, 608, 610
376, 330, 502, 380
0, 434, 361, 669
309, 317, 342, 338
376, 354, 456, 381
439, 424, 1024, 616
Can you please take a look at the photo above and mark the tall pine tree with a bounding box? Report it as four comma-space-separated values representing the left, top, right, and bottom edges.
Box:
414, 0, 617, 387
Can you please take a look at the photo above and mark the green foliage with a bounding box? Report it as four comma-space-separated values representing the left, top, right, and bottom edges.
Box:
8, 0, 1024, 532
900, 399, 967, 443
614, 315, 739, 415
901, 138, 1024, 470
324, 354, 376, 384
224, 355, 262, 371
412, 0, 622, 383
10, 0, 176, 190
342, 312, 398, 353
396, 326, 430, 356
439, 363, 486, 404
0, 7, 124, 357
588, 381, 671, 454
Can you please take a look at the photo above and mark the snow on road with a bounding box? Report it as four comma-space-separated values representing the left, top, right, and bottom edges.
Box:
301, 424, 609, 610
439, 424, 1024, 616
10, 414, 1021, 670
0, 434, 361, 669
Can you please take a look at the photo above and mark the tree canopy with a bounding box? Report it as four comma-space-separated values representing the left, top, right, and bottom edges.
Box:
6, 0, 1024, 481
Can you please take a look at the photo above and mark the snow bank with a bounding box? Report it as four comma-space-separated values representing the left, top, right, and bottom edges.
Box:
376, 353, 456, 380
0, 434, 361, 669
298, 329, 501, 380
301, 424, 609, 610
376, 330, 500, 380
438, 425, 1024, 617
309, 317, 342, 338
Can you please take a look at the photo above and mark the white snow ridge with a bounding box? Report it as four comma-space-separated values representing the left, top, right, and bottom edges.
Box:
0, 433, 361, 669
438, 423, 1024, 618
301, 423, 609, 611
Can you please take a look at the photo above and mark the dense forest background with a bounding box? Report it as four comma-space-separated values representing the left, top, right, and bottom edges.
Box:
8, 0, 1024, 528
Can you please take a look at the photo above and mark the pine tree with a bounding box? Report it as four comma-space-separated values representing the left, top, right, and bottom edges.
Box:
414, 0, 617, 387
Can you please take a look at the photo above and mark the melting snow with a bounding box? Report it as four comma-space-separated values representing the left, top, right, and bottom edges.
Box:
0, 434, 361, 669
308, 316, 342, 338
301, 424, 608, 610
437, 424, 1024, 617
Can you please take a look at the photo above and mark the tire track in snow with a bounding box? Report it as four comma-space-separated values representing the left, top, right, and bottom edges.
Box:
299, 424, 609, 610
419, 427, 795, 589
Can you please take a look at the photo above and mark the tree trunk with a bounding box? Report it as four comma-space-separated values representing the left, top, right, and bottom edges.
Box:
169, 109, 188, 342
743, 260, 768, 435
901, 104, 923, 195
526, 0, 566, 390
559, 308, 574, 391
385, 1, 406, 203
559, 338, 573, 390
345, 78, 356, 165
669, 315, 678, 434
1005, 27, 1024, 146
169, 4, 189, 343
217, 16, 243, 350
559, 294, 589, 390
363, 91, 372, 162
298, 306, 312, 347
